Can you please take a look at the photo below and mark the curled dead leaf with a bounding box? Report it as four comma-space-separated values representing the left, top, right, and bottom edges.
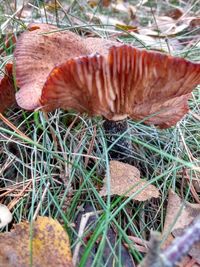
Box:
190, 17, 200, 28
99, 160, 159, 201
165, 7, 183, 20
0, 216, 73, 267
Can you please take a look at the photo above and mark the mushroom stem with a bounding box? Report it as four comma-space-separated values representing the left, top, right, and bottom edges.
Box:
103, 119, 134, 164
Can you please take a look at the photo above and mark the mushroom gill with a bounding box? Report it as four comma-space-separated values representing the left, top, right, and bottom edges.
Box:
40, 45, 200, 127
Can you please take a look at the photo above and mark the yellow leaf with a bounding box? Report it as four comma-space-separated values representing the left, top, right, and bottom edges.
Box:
115, 24, 137, 32
0, 216, 73, 267
100, 161, 159, 201
44, 1, 60, 12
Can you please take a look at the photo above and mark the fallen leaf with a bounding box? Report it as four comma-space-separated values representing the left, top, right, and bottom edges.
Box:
99, 161, 159, 201
73, 203, 135, 266
150, 15, 199, 37
87, 0, 111, 7
0, 63, 16, 113
0, 216, 73, 267
164, 7, 183, 20
111, 2, 129, 13
0, 204, 12, 228
163, 189, 200, 264
44, 1, 61, 12
115, 24, 138, 32
189, 17, 200, 28
96, 14, 126, 27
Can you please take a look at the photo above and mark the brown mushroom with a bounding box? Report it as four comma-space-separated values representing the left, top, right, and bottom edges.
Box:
38, 45, 200, 162
14, 23, 120, 111
13, 24, 200, 162
14, 23, 91, 110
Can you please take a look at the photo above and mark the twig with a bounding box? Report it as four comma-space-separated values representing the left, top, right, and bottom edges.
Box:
140, 216, 200, 267
84, 125, 96, 168
33, 182, 50, 220
72, 210, 102, 266
0, 113, 32, 142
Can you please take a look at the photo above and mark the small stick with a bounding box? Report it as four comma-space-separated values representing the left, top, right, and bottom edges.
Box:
84, 125, 96, 168
140, 216, 200, 267
73, 210, 102, 266
162, 216, 200, 266
33, 182, 50, 220
0, 113, 32, 142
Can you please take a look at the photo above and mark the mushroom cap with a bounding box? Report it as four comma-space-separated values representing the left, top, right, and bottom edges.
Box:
0, 63, 16, 113
85, 37, 120, 54
14, 23, 91, 110
40, 45, 200, 128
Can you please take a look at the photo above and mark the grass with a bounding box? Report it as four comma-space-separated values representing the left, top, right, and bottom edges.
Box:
0, 0, 200, 266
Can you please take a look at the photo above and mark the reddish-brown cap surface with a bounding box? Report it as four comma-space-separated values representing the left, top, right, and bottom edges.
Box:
0, 63, 16, 113
14, 23, 91, 110
40, 45, 200, 128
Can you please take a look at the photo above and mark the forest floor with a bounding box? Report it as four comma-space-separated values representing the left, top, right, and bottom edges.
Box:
0, 1, 200, 266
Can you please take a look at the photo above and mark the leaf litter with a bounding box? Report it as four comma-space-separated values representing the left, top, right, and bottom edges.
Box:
99, 160, 159, 201
0, 216, 73, 267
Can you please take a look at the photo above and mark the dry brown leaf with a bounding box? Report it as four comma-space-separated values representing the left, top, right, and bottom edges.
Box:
150, 15, 199, 37
115, 24, 138, 32
163, 189, 200, 265
0, 63, 16, 113
40, 45, 200, 128
88, 0, 111, 8
99, 161, 159, 201
111, 2, 129, 13
44, 1, 61, 12
164, 7, 183, 20
0, 216, 73, 267
96, 14, 125, 27
189, 17, 200, 28
131, 30, 176, 52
